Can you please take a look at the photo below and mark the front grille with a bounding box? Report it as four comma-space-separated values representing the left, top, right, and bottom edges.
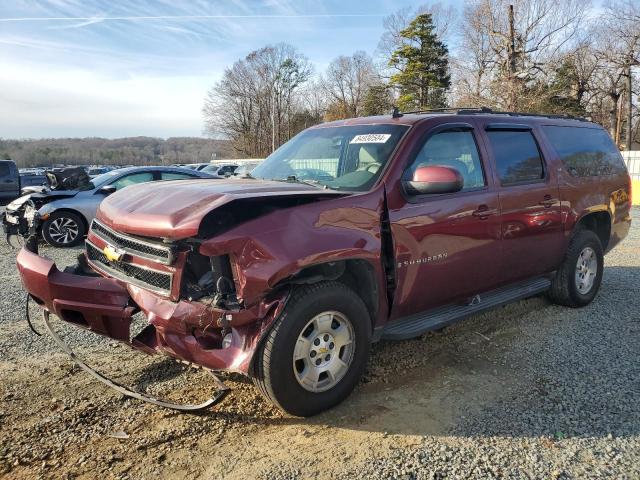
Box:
90, 220, 172, 264
86, 241, 172, 295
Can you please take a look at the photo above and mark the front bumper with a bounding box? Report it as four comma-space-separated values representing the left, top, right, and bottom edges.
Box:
16, 247, 288, 374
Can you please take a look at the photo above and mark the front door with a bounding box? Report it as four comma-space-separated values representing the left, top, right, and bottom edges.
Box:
478, 124, 563, 282
386, 124, 503, 320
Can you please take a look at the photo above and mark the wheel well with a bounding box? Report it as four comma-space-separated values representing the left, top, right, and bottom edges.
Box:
282, 260, 379, 328
48, 209, 89, 233
576, 211, 611, 250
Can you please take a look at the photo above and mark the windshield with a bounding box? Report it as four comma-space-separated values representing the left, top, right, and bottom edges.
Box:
252, 124, 409, 191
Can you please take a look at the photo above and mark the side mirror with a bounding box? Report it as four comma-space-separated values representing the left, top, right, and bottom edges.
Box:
403, 165, 463, 195
98, 184, 116, 195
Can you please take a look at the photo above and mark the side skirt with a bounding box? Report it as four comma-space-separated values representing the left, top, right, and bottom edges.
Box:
381, 277, 551, 341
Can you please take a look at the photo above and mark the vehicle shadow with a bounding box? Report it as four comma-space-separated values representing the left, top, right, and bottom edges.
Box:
130, 265, 639, 441
311, 265, 640, 439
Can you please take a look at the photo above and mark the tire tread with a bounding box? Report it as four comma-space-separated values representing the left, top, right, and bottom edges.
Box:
252, 281, 368, 415
548, 229, 603, 307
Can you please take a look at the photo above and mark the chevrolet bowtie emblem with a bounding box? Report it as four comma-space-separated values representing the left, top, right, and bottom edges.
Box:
103, 245, 125, 262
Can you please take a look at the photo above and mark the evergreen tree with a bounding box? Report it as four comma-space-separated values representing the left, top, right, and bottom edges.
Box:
361, 84, 394, 116
388, 13, 450, 110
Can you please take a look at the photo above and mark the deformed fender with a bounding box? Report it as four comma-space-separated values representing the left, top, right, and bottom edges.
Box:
197, 191, 390, 329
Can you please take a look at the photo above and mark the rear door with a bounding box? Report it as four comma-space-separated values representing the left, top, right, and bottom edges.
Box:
386, 122, 504, 319
478, 123, 564, 282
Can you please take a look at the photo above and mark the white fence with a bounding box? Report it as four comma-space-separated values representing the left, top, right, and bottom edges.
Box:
623, 151, 640, 180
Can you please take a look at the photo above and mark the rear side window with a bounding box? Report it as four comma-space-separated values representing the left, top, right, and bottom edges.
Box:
0, 163, 9, 177
161, 172, 195, 180
486, 130, 544, 185
541, 126, 626, 177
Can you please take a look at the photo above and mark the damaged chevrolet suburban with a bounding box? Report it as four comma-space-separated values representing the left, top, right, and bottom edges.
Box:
16, 109, 631, 416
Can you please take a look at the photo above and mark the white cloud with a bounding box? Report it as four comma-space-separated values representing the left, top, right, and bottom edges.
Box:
0, 0, 417, 138
0, 62, 219, 138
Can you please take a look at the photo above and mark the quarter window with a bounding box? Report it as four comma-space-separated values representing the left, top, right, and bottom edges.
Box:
408, 130, 486, 191
486, 130, 544, 185
541, 126, 625, 177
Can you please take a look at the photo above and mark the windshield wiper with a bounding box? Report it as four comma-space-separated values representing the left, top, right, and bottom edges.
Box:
274, 175, 327, 189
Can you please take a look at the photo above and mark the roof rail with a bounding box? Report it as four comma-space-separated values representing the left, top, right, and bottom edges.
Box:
395, 106, 589, 122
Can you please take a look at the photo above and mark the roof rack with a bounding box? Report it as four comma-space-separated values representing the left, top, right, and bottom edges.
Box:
393, 106, 589, 122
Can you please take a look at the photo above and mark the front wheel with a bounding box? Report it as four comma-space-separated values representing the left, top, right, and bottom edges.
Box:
548, 229, 604, 307
252, 281, 371, 417
42, 211, 85, 247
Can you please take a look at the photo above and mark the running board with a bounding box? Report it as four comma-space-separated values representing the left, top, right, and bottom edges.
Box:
382, 277, 551, 341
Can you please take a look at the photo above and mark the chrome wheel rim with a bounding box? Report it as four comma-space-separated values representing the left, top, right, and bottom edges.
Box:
292, 311, 355, 393
575, 246, 597, 294
48, 217, 79, 244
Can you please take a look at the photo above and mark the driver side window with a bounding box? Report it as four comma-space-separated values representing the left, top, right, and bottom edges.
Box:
410, 130, 486, 191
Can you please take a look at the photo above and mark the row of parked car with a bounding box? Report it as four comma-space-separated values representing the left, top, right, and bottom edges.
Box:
1, 161, 258, 247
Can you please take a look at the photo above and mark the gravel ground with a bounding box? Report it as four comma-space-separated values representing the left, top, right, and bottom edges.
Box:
0, 208, 638, 479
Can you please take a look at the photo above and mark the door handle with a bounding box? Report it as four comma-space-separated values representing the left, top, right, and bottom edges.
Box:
539, 195, 556, 208
472, 205, 498, 219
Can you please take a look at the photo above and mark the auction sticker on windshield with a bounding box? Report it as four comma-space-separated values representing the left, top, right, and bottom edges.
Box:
350, 134, 392, 144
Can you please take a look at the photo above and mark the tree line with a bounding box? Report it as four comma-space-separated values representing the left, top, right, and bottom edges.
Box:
0, 137, 235, 168
203, 0, 639, 158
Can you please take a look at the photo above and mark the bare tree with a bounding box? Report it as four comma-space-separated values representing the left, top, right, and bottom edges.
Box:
599, 0, 640, 148
203, 43, 312, 157
454, 0, 590, 110
451, 2, 495, 107
322, 51, 377, 119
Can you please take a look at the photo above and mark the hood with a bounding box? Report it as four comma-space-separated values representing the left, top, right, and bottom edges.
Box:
96, 179, 348, 240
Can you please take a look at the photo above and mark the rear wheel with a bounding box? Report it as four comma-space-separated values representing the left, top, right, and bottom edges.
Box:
548, 230, 604, 307
252, 281, 371, 416
42, 211, 85, 248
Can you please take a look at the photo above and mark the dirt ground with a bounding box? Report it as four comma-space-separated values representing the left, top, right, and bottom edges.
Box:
0, 209, 638, 479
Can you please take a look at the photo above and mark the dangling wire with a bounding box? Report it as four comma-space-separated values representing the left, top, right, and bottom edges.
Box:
25, 293, 42, 336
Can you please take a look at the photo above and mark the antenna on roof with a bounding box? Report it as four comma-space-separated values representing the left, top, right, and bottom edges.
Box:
391, 106, 403, 118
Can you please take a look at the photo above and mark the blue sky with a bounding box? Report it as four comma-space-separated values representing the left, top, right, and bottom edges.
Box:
0, 0, 464, 139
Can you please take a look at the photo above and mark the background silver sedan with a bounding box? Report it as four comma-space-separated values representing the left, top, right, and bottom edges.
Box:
12, 166, 212, 247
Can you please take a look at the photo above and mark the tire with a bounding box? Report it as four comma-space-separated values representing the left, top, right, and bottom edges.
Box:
547, 229, 604, 308
252, 281, 371, 417
42, 211, 85, 248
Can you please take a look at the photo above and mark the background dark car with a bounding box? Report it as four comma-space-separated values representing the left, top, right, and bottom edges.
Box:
0, 160, 20, 205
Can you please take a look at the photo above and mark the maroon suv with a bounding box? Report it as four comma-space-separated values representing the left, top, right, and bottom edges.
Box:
16, 109, 632, 416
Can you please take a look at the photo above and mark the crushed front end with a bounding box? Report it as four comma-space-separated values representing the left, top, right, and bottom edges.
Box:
15, 217, 291, 404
